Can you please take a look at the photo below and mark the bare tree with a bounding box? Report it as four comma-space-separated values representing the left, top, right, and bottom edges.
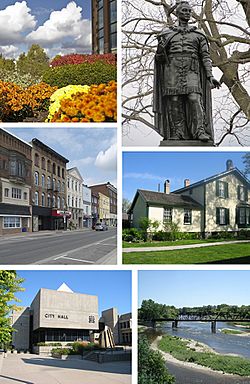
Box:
122, 0, 250, 146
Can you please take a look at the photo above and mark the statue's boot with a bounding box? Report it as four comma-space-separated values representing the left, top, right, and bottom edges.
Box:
169, 100, 185, 140
191, 102, 210, 142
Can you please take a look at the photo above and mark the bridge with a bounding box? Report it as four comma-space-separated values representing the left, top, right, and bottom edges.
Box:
146, 313, 250, 333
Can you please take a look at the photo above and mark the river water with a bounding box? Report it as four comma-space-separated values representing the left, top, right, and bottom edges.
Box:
144, 322, 250, 384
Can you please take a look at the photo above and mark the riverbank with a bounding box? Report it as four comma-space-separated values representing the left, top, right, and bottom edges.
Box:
152, 334, 250, 377
221, 328, 250, 337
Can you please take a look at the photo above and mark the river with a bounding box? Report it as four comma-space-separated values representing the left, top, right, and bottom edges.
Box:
144, 322, 250, 384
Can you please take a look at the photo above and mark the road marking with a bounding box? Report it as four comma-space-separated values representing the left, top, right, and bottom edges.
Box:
55, 256, 95, 264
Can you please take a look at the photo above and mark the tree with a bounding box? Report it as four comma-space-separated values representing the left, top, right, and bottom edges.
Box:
122, 198, 131, 212
16, 44, 49, 78
0, 271, 24, 346
138, 335, 175, 384
122, 0, 250, 146
242, 153, 250, 176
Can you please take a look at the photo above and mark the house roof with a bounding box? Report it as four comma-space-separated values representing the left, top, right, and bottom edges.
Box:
128, 189, 202, 213
174, 167, 250, 194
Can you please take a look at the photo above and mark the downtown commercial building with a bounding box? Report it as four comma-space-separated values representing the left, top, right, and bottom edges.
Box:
11, 284, 132, 352
92, 0, 117, 53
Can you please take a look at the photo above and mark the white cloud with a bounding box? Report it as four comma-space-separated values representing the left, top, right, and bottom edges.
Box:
0, 1, 36, 45
0, 45, 19, 58
95, 143, 117, 172
27, 2, 91, 50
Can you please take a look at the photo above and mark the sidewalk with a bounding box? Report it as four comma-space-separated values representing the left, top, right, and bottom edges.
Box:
0, 353, 131, 384
0, 228, 92, 241
123, 240, 250, 253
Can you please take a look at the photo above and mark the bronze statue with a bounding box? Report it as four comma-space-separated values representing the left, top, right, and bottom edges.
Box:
153, 1, 220, 144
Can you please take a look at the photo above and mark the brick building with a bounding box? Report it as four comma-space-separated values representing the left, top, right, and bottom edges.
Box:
0, 129, 32, 236
92, 0, 117, 54
90, 182, 117, 226
31, 139, 69, 231
91, 191, 99, 227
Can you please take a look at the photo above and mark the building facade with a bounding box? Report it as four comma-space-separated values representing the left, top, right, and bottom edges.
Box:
91, 191, 99, 227
98, 192, 110, 223
100, 308, 132, 345
82, 184, 92, 228
92, 0, 117, 53
11, 284, 99, 351
67, 167, 83, 229
128, 160, 250, 235
0, 129, 32, 236
31, 139, 69, 231
90, 182, 117, 226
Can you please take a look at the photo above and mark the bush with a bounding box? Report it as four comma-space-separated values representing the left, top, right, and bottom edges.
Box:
43, 61, 117, 88
238, 230, 250, 240
138, 336, 175, 384
51, 53, 116, 67
36, 342, 62, 346
51, 347, 71, 356
47, 81, 117, 122
122, 228, 143, 242
70, 342, 99, 354
0, 69, 41, 88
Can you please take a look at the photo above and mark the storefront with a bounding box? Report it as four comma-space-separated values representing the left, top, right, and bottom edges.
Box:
0, 203, 32, 236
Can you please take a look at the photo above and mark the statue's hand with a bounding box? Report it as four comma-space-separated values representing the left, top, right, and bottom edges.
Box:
209, 77, 221, 89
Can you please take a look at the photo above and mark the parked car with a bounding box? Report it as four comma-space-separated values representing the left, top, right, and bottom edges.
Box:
95, 222, 108, 231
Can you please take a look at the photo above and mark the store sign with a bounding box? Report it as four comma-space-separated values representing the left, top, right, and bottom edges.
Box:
44, 313, 68, 319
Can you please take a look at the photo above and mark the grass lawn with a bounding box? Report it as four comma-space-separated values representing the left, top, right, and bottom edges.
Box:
123, 243, 250, 264
123, 239, 228, 248
158, 334, 250, 376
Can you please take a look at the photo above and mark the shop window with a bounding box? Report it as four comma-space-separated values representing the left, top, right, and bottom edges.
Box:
3, 217, 21, 228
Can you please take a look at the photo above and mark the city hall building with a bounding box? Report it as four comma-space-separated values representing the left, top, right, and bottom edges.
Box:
11, 284, 99, 351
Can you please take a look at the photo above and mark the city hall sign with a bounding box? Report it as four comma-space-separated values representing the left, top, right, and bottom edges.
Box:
45, 313, 69, 320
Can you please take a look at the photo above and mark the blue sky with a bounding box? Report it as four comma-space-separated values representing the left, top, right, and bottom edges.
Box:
139, 270, 250, 308
14, 270, 131, 315
123, 152, 248, 201
6, 128, 117, 187
0, 1, 91, 58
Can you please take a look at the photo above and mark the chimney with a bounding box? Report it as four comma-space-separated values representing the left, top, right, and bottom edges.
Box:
184, 179, 190, 188
164, 179, 170, 194
226, 159, 234, 171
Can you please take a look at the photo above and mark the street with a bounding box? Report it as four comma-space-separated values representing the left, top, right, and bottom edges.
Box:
0, 228, 117, 265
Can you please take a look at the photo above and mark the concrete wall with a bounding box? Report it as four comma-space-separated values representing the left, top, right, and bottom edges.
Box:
101, 308, 119, 344
11, 307, 30, 351
31, 288, 99, 331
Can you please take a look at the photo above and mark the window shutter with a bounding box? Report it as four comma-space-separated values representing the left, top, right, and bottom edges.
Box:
216, 181, 219, 196
245, 187, 248, 202
235, 208, 238, 224
226, 209, 230, 225
216, 208, 220, 224
225, 182, 229, 198
237, 185, 240, 200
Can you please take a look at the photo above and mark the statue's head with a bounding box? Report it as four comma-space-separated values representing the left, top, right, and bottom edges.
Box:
175, 1, 192, 21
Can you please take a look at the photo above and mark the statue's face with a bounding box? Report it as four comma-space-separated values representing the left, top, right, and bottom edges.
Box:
177, 4, 192, 21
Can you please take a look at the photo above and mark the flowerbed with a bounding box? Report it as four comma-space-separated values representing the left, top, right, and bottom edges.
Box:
0, 80, 57, 121
47, 81, 117, 122
51, 53, 116, 67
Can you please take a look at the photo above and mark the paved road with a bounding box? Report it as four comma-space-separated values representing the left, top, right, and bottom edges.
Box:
0, 353, 131, 384
0, 228, 117, 265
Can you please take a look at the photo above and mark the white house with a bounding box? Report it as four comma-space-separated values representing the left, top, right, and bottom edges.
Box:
128, 160, 250, 235
82, 184, 92, 228
67, 167, 83, 229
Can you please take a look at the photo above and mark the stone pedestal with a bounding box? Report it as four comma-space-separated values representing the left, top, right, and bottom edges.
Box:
160, 140, 214, 147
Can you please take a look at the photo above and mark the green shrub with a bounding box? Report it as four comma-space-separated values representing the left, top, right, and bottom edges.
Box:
122, 228, 143, 242
0, 69, 41, 88
238, 230, 250, 240
42, 61, 117, 88
51, 347, 71, 355
70, 342, 100, 354
138, 335, 175, 384
36, 342, 62, 346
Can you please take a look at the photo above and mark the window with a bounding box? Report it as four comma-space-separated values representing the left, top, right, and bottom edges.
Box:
62, 168, 65, 179
53, 163, 56, 174
57, 197, 61, 209
53, 178, 56, 191
237, 207, 250, 227
216, 180, 229, 198
163, 208, 172, 223
57, 166, 60, 177
72, 197, 74, 207
48, 194, 51, 207
23, 192, 28, 200
76, 198, 78, 208
75, 181, 78, 191
34, 172, 39, 186
4, 188, 9, 197
47, 160, 51, 172
47, 176, 51, 189
89, 315, 95, 324
34, 153, 39, 167
184, 209, 192, 224
34, 192, 39, 205
62, 197, 65, 209
53, 195, 56, 208
41, 193, 45, 207
3, 217, 21, 228
62, 182, 65, 193
238, 186, 248, 202
68, 179, 70, 188
41, 157, 46, 169
57, 180, 61, 192
216, 207, 230, 225
68, 196, 70, 207
42, 174, 45, 188
12, 188, 21, 199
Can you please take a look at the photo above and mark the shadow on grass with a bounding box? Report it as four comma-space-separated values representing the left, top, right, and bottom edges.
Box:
200, 256, 250, 264
22, 357, 131, 375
